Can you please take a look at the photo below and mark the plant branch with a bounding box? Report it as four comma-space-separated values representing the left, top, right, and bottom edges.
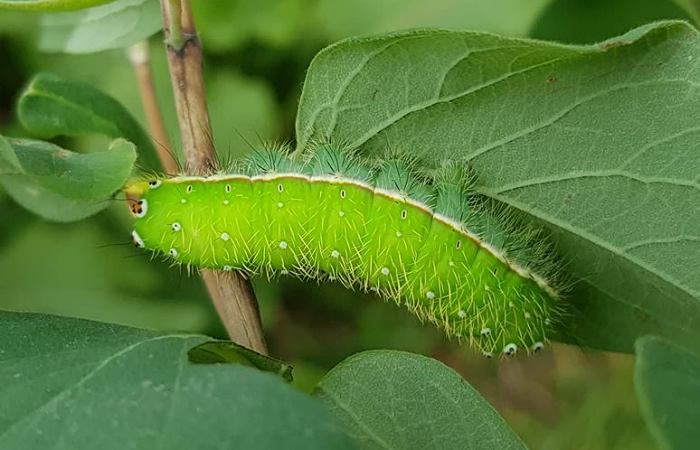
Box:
159, 0, 268, 354
126, 41, 179, 175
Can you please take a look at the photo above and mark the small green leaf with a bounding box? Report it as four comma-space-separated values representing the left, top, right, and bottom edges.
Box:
19, 73, 160, 171
0, 0, 111, 11
189, 341, 294, 382
315, 350, 527, 450
0, 311, 354, 450
634, 336, 700, 450
296, 21, 700, 354
0, 135, 23, 175
39, 0, 161, 54
0, 137, 136, 221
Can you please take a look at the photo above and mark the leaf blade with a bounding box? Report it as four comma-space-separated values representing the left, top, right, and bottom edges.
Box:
315, 350, 527, 450
18, 72, 160, 171
0, 311, 353, 450
634, 336, 700, 450
296, 21, 700, 353
0, 137, 136, 221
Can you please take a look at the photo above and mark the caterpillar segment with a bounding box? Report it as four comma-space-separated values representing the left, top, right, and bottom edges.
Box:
126, 146, 564, 357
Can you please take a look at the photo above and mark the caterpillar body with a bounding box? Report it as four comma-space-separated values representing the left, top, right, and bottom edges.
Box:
126, 146, 564, 357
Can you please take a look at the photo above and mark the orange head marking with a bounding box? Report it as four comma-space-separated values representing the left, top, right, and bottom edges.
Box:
125, 180, 150, 217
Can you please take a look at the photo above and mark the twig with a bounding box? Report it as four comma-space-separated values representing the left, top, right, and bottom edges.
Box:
127, 41, 179, 175
158, 0, 268, 354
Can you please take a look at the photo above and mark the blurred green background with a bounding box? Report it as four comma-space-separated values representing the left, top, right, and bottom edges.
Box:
0, 1, 693, 448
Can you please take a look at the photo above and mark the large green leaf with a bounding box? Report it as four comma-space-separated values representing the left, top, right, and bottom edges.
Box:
0, 311, 353, 449
0, 136, 136, 221
314, 350, 526, 450
39, 0, 161, 54
296, 21, 700, 353
18, 73, 160, 171
634, 336, 700, 450
0, 0, 110, 11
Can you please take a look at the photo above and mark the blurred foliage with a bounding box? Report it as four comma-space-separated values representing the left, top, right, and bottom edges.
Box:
38, 0, 162, 54
1, 1, 695, 448
0, 0, 110, 11
531, 0, 689, 43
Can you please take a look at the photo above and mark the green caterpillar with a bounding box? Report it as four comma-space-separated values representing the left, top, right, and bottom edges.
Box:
126, 145, 565, 357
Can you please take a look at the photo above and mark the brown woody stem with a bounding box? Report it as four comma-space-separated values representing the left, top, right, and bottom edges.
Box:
158, 0, 268, 354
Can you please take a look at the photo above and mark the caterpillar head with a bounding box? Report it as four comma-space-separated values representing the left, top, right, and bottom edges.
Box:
125, 180, 150, 218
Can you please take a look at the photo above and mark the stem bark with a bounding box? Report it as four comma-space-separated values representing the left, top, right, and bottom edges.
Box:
157, 0, 268, 354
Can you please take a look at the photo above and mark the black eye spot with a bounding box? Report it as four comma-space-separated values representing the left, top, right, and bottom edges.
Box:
400, 209, 407, 220
456, 240, 462, 250
277, 184, 284, 193
340, 189, 346, 199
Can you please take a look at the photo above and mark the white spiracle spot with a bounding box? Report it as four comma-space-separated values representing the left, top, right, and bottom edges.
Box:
133, 199, 148, 218
531, 342, 544, 353
131, 230, 145, 248
279, 241, 288, 250
457, 310, 467, 319
503, 343, 518, 356
380, 267, 390, 276
426, 291, 435, 299
168, 248, 178, 257
171, 222, 181, 232
331, 250, 340, 259
480, 327, 492, 337
220, 232, 230, 241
